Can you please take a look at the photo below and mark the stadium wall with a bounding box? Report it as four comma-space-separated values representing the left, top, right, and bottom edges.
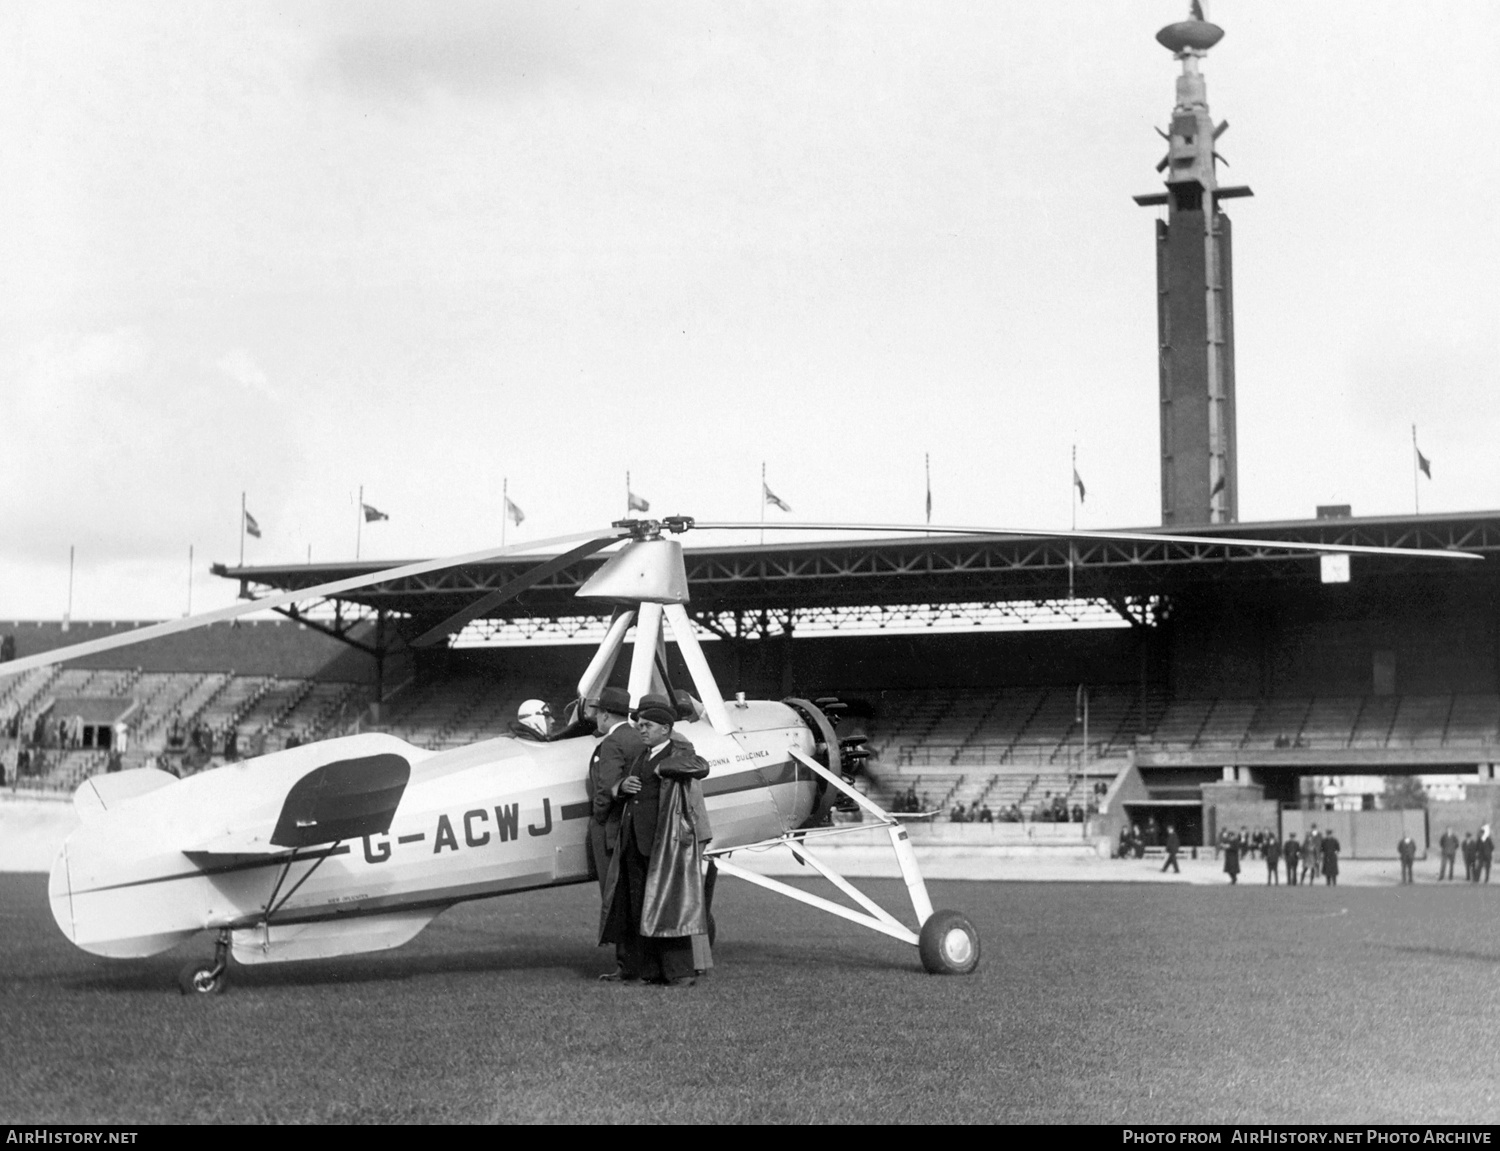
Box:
3, 620, 379, 682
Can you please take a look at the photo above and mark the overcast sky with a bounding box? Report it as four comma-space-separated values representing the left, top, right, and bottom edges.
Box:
3, 1, 1497, 621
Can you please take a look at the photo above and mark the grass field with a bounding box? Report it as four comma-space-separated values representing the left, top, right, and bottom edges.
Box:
2, 872, 1497, 1124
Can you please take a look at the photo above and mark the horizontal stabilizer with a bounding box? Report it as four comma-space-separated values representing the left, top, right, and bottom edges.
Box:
231, 907, 445, 965
73, 768, 178, 822
182, 828, 296, 855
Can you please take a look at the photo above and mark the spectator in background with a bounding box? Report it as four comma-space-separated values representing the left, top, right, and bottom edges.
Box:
1070, 804, 1084, 823
1223, 832, 1241, 885
1462, 831, 1478, 882
1161, 824, 1181, 874
978, 805, 994, 824
1321, 828, 1341, 886
1397, 833, 1417, 884
1438, 826, 1459, 881
1303, 825, 1323, 885
1477, 825, 1495, 884
1283, 833, 1301, 886
1263, 831, 1281, 885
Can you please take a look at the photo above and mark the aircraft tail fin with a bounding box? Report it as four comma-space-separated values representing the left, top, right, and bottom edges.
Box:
73, 768, 178, 822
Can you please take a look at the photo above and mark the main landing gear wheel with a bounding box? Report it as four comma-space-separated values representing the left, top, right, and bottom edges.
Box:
918, 910, 980, 975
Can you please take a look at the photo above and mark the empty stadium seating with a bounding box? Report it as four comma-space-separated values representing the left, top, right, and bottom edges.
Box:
1134, 693, 1500, 753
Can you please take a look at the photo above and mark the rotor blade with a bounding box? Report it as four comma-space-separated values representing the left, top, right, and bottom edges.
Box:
690, 522, 1482, 562
408, 534, 625, 648
0, 528, 630, 679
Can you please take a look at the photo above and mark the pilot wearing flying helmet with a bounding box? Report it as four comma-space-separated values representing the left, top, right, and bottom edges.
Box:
513, 699, 553, 740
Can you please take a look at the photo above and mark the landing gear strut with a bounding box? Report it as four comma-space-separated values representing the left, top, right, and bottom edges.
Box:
178, 930, 231, 996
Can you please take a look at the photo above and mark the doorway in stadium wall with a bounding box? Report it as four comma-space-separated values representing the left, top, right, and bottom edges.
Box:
1123, 801, 1204, 848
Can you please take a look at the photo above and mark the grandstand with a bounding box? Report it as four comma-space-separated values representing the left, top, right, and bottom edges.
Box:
5, 511, 1500, 859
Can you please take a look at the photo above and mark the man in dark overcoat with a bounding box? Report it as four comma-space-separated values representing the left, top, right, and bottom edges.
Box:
1263, 831, 1281, 885
1321, 829, 1341, 885
1302, 825, 1323, 885
598, 694, 711, 986
1397, 833, 1417, 885
1477, 825, 1495, 884
1438, 826, 1460, 881
587, 686, 645, 898
588, 687, 647, 981
1282, 833, 1301, 886
1462, 832, 1478, 882
1161, 825, 1180, 873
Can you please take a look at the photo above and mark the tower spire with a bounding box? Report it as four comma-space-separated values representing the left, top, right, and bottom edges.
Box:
1134, 8, 1253, 527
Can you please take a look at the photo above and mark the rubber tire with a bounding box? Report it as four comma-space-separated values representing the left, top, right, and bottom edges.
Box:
178, 960, 227, 996
918, 910, 980, 975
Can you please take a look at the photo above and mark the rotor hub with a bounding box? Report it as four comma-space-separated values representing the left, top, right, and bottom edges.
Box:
611, 516, 696, 542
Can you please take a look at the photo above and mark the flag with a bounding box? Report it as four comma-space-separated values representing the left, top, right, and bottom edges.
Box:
1416, 449, 1432, 479
505, 497, 525, 526
1210, 474, 1226, 497
244, 510, 261, 539
763, 483, 791, 513
362, 503, 389, 523
627, 489, 650, 513
1073, 468, 1087, 504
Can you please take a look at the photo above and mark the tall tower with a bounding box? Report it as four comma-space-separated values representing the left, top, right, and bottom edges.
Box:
1134, 10, 1251, 526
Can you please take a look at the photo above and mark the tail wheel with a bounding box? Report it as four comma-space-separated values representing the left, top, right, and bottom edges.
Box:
918, 910, 980, 975
178, 960, 228, 996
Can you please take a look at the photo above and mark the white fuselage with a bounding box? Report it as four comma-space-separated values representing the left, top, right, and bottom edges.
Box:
50, 702, 818, 963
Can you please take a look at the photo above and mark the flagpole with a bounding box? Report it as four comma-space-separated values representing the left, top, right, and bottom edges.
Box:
502, 477, 508, 548
1069, 446, 1078, 599
357, 485, 363, 561
1412, 424, 1420, 515
925, 451, 932, 534
239, 491, 246, 567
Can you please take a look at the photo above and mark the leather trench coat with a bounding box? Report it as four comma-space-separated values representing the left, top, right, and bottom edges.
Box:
598, 740, 713, 942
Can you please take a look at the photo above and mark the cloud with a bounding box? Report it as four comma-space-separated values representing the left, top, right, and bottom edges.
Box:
0, 330, 308, 563
311, 1, 643, 103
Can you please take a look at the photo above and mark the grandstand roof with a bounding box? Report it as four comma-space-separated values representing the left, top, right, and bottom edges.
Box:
214, 511, 1500, 626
